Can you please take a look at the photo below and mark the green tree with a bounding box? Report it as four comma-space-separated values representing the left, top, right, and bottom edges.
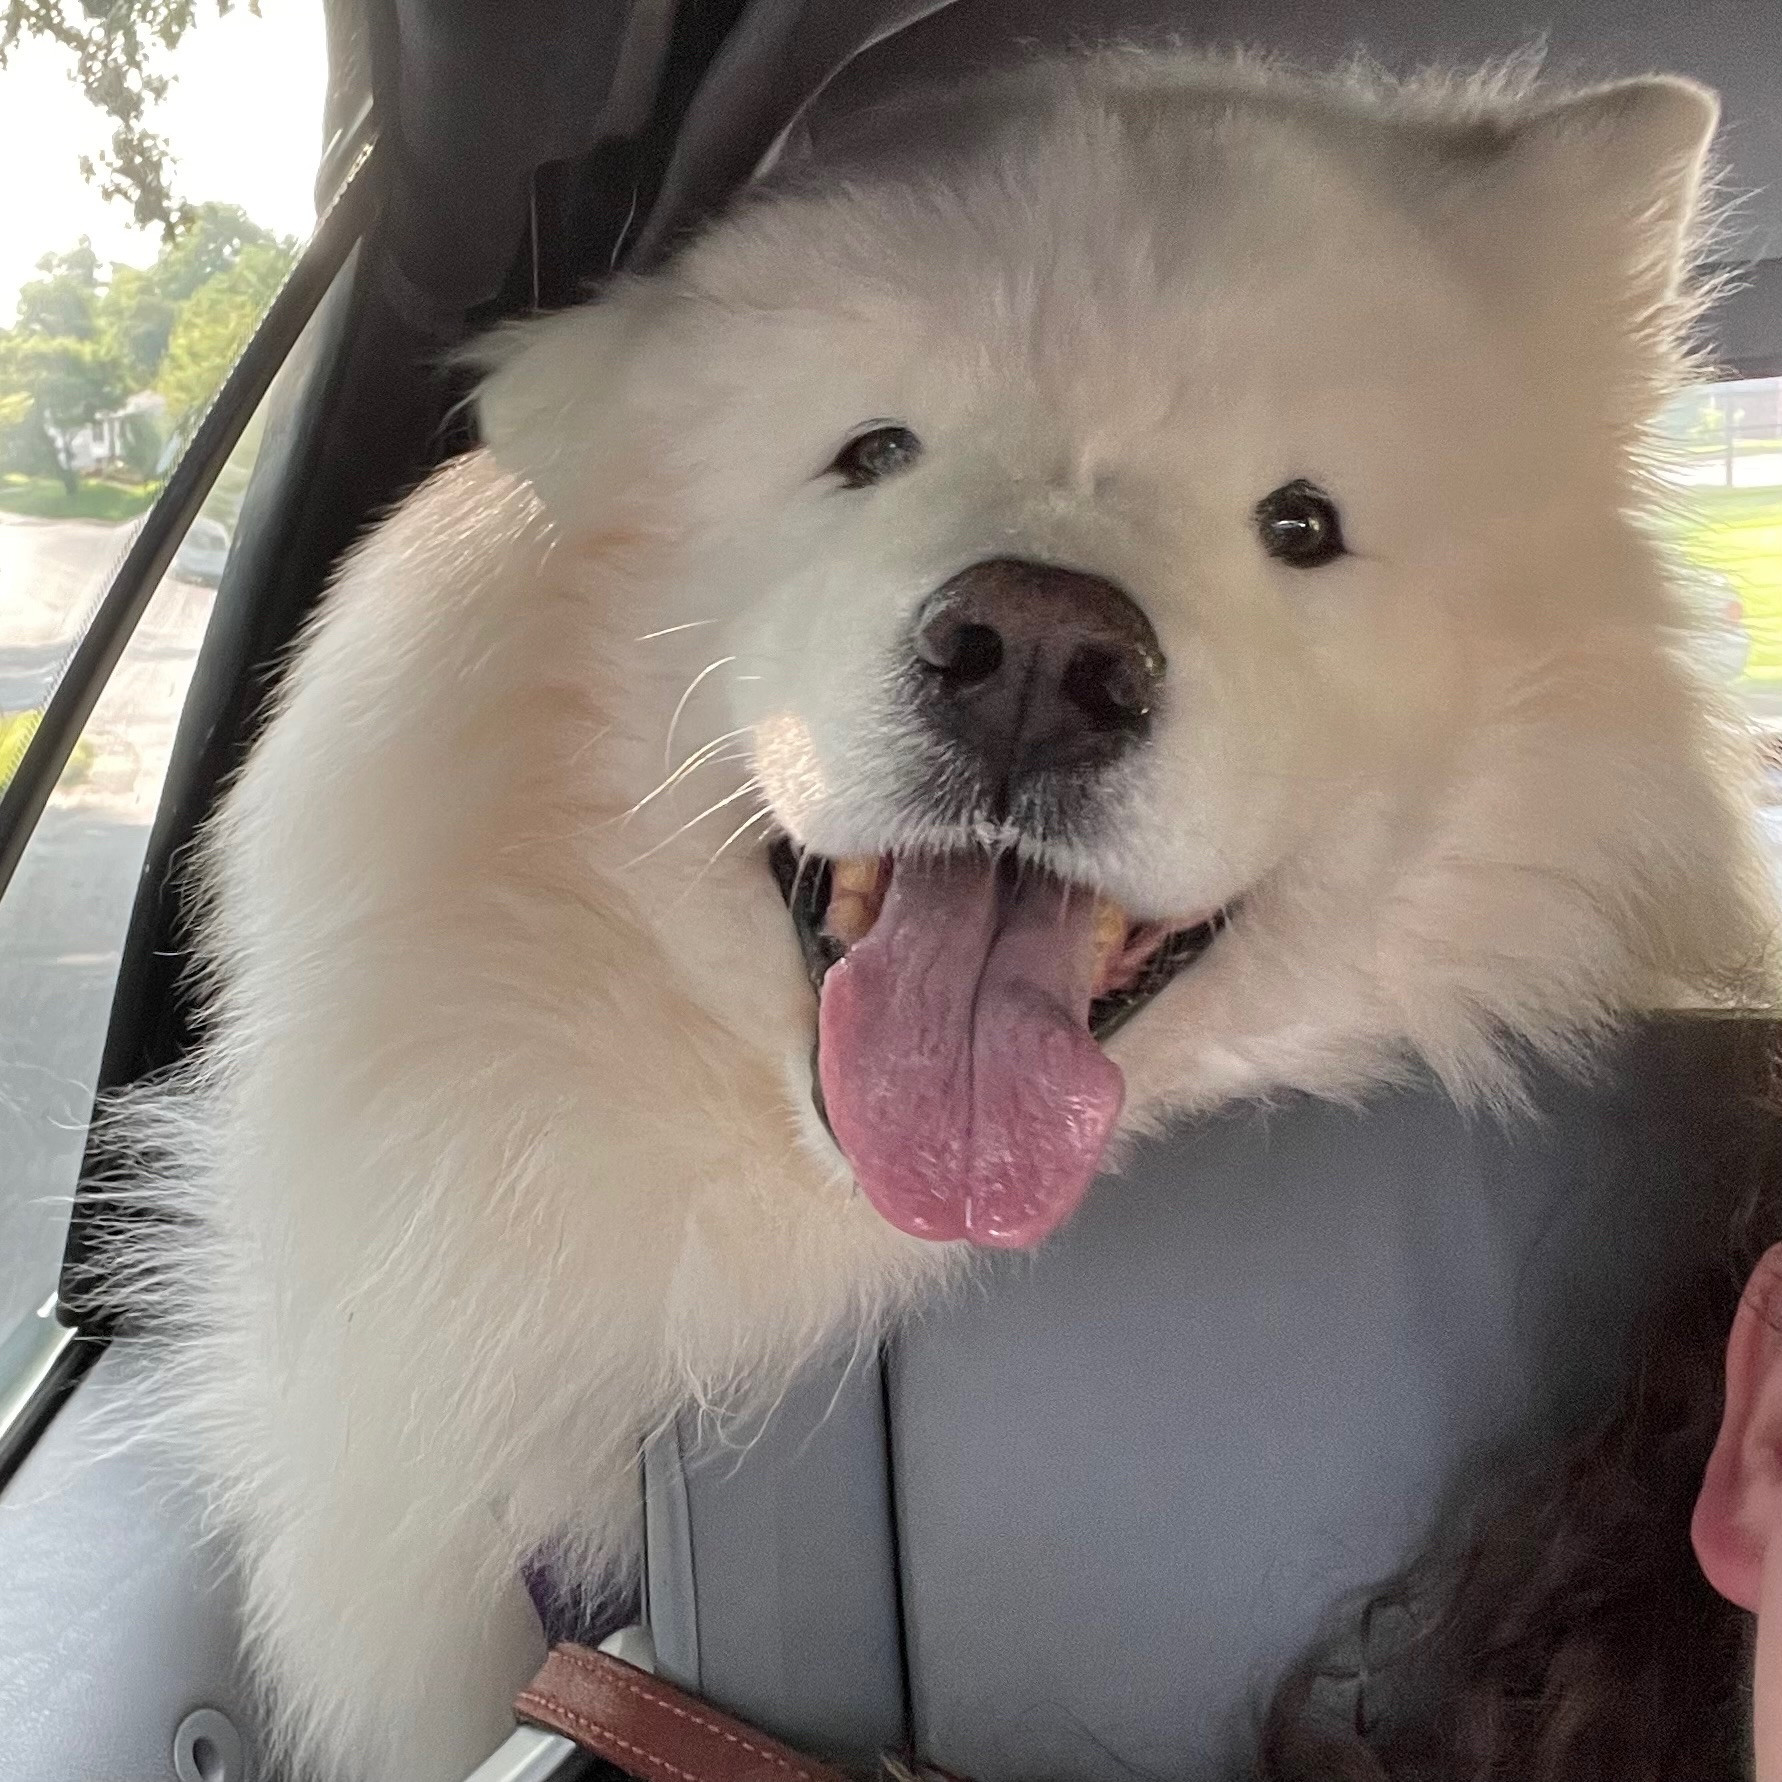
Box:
0, 332, 127, 494
149, 202, 279, 301
13, 241, 102, 340
94, 205, 277, 384
97, 262, 177, 386
155, 235, 293, 426
0, 207, 291, 493
1, 237, 126, 494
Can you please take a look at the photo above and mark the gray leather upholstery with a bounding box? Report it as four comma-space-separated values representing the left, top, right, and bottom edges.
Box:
647, 1017, 1773, 1782
645, 1354, 906, 1772
0, 1346, 261, 1781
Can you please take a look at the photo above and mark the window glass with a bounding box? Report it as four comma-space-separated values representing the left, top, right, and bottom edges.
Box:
0, 540, 217, 1325
0, 1, 325, 1330
1656, 376, 1782, 873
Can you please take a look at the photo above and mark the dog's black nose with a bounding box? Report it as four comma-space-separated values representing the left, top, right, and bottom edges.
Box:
910, 558, 1164, 782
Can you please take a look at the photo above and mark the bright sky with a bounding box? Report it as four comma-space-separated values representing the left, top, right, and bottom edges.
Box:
0, 0, 327, 322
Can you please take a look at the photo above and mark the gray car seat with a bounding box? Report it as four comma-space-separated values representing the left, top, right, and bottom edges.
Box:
0, 1344, 261, 1781
641, 1016, 1774, 1782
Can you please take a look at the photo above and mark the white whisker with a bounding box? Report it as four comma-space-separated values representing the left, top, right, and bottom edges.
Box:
600, 755, 754, 839
566, 723, 614, 769
615, 726, 752, 825
634, 619, 718, 643
664, 656, 738, 773
674, 803, 778, 905
789, 842, 825, 912
706, 803, 775, 871
620, 778, 763, 871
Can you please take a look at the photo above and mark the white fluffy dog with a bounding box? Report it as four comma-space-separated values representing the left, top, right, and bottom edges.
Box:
120, 48, 1773, 1782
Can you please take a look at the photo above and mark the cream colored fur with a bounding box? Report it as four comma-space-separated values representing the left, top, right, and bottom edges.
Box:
114, 50, 1774, 1782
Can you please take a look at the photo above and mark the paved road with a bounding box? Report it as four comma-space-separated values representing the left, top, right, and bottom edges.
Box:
0, 514, 216, 1328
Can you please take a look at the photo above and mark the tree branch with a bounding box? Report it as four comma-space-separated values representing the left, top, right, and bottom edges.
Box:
1, 0, 259, 234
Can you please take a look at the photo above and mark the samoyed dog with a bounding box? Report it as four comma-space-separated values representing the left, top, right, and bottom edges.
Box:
120, 47, 1772, 1782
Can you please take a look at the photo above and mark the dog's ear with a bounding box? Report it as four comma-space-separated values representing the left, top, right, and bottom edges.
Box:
1463, 76, 1720, 324
469, 281, 666, 521
1504, 76, 1719, 304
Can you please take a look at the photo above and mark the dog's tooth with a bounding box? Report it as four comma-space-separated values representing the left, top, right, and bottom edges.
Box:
826, 894, 873, 945
825, 856, 882, 945
1093, 896, 1126, 960
831, 856, 880, 897
1090, 896, 1127, 993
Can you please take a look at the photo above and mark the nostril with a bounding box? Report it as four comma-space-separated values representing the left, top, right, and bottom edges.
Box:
916, 610, 1004, 688
1061, 644, 1155, 729
948, 623, 1004, 687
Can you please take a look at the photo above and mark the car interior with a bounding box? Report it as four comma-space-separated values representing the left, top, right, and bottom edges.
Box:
1, 2, 1780, 1779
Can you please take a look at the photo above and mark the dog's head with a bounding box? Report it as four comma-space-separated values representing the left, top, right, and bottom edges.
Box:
477, 55, 1772, 1249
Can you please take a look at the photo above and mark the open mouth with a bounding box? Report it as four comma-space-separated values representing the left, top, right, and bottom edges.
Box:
767, 840, 1225, 1039
766, 835, 1228, 1250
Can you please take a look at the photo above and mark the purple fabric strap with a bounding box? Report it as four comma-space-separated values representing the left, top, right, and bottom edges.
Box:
523, 1553, 639, 1649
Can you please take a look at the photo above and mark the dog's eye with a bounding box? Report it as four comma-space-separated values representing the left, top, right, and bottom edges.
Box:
828, 425, 922, 489
1254, 480, 1345, 568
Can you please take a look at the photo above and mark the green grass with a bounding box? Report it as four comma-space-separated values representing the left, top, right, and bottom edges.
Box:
0, 710, 94, 795
1674, 483, 1782, 682
0, 710, 40, 786
0, 474, 158, 522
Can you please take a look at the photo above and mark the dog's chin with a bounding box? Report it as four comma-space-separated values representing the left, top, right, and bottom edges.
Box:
764, 834, 1230, 1250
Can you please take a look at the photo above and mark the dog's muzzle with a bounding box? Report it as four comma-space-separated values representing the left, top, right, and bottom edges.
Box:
758, 559, 1236, 1253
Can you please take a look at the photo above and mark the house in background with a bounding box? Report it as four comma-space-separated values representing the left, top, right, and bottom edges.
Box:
52, 390, 169, 476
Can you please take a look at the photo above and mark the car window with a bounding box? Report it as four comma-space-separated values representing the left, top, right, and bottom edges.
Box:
0, 554, 214, 1322
0, 2, 325, 1330
1658, 375, 1782, 885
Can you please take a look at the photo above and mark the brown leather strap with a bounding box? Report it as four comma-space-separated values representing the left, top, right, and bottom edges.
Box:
514, 1643, 855, 1782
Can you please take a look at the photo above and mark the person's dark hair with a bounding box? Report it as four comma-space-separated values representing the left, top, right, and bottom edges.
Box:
1258, 1050, 1782, 1782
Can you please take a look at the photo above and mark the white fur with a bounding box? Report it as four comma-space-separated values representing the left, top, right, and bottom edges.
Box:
109, 51, 1775, 1781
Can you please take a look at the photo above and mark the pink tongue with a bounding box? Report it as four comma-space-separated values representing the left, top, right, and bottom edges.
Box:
817, 856, 1124, 1248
